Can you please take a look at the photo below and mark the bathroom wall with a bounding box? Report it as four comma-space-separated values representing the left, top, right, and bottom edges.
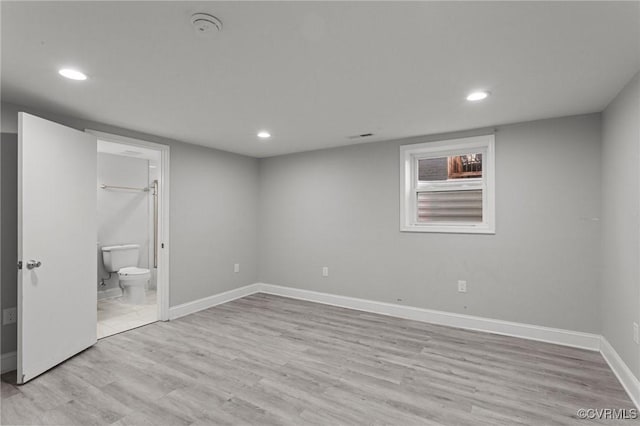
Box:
97, 152, 152, 297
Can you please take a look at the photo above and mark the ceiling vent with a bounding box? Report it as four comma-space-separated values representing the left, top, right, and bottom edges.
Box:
191, 13, 223, 36
347, 133, 374, 140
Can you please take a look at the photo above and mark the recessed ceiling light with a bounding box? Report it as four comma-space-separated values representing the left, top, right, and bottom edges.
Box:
149, 165, 157, 169
58, 68, 87, 81
257, 131, 271, 139
466, 91, 489, 101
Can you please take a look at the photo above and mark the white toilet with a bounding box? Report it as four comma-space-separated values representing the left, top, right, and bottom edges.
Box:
101, 244, 151, 304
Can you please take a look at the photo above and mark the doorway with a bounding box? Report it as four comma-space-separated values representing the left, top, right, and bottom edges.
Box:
89, 130, 170, 334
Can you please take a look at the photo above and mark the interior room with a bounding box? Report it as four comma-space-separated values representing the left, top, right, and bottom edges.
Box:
0, 1, 639, 425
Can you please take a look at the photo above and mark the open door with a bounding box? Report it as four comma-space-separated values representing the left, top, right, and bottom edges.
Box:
17, 113, 97, 384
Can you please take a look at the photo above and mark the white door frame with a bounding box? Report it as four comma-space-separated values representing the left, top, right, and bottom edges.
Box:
86, 130, 170, 321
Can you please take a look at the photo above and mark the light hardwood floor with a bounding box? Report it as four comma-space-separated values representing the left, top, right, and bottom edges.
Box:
1, 293, 635, 425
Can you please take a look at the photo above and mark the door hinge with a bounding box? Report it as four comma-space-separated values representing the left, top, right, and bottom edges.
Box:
17, 260, 22, 270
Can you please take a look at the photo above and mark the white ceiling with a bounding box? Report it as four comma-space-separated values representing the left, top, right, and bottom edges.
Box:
2, 1, 639, 158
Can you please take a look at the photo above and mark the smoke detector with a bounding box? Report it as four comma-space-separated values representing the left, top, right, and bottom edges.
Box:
190, 13, 222, 36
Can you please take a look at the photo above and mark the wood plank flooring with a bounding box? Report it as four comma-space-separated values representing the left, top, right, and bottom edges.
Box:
1, 293, 635, 425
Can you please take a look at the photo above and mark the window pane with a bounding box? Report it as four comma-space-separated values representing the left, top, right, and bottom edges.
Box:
448, 153, 482, 179
417, 189, 483, 223
418, 157, 448, 181
418, 153, 483, 182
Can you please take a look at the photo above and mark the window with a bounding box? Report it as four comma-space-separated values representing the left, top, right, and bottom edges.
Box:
400, 134, 495, 234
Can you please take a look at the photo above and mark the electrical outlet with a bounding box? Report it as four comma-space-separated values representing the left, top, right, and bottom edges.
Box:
234, 263, 240, 273
322, 267, 329, 277
634, 322, 639, 344
457, 280, 467, 293
3, 307, 17, 325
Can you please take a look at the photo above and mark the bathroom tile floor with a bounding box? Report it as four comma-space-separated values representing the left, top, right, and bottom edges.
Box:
97, 290, 157, 339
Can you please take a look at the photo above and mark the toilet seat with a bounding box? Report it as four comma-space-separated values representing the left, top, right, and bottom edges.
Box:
118, 267, 151, 282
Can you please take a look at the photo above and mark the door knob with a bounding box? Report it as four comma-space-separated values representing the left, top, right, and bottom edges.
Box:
26, 260, 42, 270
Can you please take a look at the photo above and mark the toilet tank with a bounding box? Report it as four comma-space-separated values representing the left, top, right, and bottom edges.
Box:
101, 244, 140, 272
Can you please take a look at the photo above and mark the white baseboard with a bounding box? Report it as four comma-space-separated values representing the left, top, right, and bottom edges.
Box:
168, 283, 262, 320
256, 283, 601, 351
1, 351, 16, 374
600, 337, 640, 409
98, 287, 122, 300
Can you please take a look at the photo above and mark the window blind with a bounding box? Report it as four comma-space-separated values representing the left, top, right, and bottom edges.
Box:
416, 189, 483, 223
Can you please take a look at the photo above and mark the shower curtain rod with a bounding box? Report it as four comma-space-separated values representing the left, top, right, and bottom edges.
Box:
100, 184, 149, 192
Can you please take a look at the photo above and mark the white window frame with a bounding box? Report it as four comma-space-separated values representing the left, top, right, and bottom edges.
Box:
400, 134, 495, 234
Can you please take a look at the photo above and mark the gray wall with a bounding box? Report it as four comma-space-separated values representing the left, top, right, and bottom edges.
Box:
601, 71, 640, 379
97, 153, 152, 294
0, 102, 260, 356
168, 135, 259, 305
259, 114, 602, 333
1, 134, 18, 354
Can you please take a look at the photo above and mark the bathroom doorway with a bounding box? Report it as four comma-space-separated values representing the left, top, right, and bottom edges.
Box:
90, 131, 170, 338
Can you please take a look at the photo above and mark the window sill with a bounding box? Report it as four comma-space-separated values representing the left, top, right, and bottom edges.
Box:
400, 224, 495, 234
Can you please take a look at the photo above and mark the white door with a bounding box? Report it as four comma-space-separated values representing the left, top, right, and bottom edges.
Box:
17, 113, 97, 384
